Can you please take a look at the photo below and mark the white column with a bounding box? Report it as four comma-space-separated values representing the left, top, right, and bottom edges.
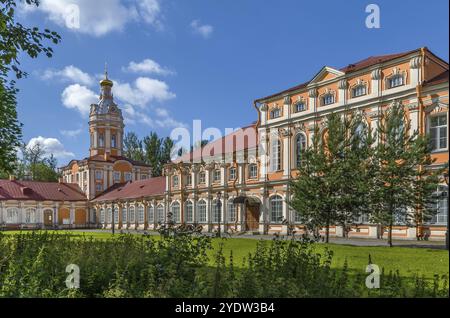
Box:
338, 79, 347, 106
308, 88, 318, 113
259, 103, 268, 126
70, 204, 75, 227
371, 69, 382, 97
410, 56, 422, 86
259, 130, 268, 182
103, 168, 108, 191
408, 104, 420, 137
282, 128, 291, 178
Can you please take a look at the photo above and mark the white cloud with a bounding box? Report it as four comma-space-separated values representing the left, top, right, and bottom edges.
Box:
27, 136, 75, 159
41, 65, 94, 86
60, 127, 83, 138
123, 59, 174, 76
190, 20, 214, 39
61, 84, 98, 117
114, 77, 175, 108
20, 0, 163, 37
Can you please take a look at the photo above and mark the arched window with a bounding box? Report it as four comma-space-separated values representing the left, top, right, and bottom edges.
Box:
148, 205, 154, 223
270, 138, 281, 172
111, 134, 117, 148
227, 200, 237, 223
212, 199, 221, 223
25, 208, 36, 224
6, 208, 19, 224
129, 206, 135, 223
428, 185, 448, 225
353, 122, 367, 148
100, 208, 105, 223
198, 200, 207, 223
99, 133, 105, 147
295, 133, 307, 168
114, 207, 119, 223
157, 204, 165, 223
138, 205, 145, 224
107, 208, 112, 223
171, 202, 180, 223
122, 207, 128, 223
185, 201, 193, 223
270, 195, 283, 223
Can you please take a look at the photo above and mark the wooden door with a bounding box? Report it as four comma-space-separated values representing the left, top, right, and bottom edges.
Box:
245, 204, 260, 231
43, 210, 53, 227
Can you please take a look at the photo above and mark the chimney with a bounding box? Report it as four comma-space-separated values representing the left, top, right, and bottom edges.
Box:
9, 175, 16, 181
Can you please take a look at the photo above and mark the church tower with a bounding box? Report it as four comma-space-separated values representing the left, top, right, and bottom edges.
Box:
89, 68, 124, 158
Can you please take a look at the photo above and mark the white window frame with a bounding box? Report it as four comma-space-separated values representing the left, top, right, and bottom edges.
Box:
270, 195, 283, 224
198, 200, 207, 223
428, 114, 448, 152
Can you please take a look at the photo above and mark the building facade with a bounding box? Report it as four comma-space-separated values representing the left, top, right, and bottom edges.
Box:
112, 47, 446, 240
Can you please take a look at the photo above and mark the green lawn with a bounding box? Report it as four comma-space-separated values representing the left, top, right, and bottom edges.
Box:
3, 230, 448, 279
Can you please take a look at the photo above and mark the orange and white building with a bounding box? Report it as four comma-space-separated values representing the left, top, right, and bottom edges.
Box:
1, 48, 448, 239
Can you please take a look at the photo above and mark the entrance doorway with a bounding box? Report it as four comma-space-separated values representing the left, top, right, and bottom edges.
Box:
43, 210, 53, 227
245, 204, 260, 231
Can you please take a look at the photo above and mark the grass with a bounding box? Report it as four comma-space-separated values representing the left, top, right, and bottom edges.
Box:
2, 230, 448, 279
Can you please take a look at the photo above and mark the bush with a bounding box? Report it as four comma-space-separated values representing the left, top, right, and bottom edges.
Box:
0, 232, 447, 298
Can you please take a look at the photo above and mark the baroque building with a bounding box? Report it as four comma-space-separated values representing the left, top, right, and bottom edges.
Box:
92, 48, 448, 240
60, 71, 152, 200
1, 48, 448, 239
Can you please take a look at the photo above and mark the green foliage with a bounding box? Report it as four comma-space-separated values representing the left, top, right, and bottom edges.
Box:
123, 131, 175, 177
0, 232, 447, 298
0, 0, 61, 173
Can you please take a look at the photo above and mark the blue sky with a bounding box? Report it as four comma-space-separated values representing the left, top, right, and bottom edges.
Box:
14, 0, 449, 164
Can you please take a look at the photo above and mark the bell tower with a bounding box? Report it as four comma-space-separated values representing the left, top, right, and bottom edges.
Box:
89, 67, 124, 158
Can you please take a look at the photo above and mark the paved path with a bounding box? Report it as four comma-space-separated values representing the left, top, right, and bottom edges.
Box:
73, 229, 447, 250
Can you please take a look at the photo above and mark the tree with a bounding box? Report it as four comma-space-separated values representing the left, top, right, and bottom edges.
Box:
123, 132, 145, 162
143, 132, 161, 177
370, 103, 442, 247
290, 109, 376, 243
159, 137, 175, 175
18, 142, 59, 181
0, 0, 61, 174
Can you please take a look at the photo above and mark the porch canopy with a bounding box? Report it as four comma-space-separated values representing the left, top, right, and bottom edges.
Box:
233, 196, 260, 205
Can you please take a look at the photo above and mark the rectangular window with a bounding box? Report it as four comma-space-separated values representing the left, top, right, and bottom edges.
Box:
125, 172, 132, 182
229, 167, 236, 181
113, 171, 121, 183
96, 183, 103, 192
199, 172, 206, 184
322, 94, 335, 106
270, 139, 281, 172
429, 115, 447, 151
186, 175, 192, 186
141, 174, 148, 180
95, 170, 103, 180
173, 175, 179, 188
295, 102, 306, 113
212, 202, 221, 223
249, 164, 258, 179
270, 108, 281, 119
227, 202, 237, 223
429, 186, 448, 225
185, 203, 193, 223
352, 85, 367, 97
213, 170, 221, 183
388, 75, 404, 88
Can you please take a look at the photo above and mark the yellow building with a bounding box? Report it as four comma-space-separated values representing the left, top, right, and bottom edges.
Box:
60, 71, 152, 201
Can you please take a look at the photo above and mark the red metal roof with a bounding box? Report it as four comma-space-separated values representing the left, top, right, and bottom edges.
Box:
174, 123, 258, 163
0, 180, 87, 201
91, 176, 166, 203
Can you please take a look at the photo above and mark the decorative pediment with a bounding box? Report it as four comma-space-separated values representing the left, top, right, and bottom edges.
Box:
308, 66, 345, 85
424, 102, 449, 114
